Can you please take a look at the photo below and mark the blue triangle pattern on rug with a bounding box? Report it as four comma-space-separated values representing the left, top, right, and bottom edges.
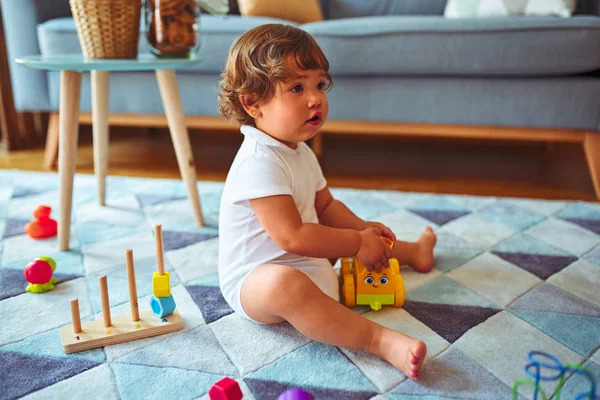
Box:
111, 362, 222, 399
186, 285, 233, 323
244, 378, 377, 400
556, 202, 600, 221
407, 195, 469, 212
75, 221, 145, 245
0, 351, 100, 400
403, 301, 501, 343
509, 309, 600, 357
162, 230, 218, 251
327, 189, 399, 221
247, 342, 378, 392
115, 325, 238, 376
434, 247, 483, 273
493, 233, 574, 256
136, 194, 187, 207
559, 359, 600, 400
392, 346, 517, 399
0, 328, 106, 364
407, 276, 500, 309
433, 230, 483, 273
479, 202, 545, 231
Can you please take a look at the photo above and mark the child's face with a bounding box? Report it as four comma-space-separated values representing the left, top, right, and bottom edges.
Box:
253, 58, 329, 149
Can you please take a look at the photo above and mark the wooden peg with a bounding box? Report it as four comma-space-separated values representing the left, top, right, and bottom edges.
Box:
154, 224, 165, 276
70, 298, 82, 333
98, 275, 111, 327
125, 249, 139, 322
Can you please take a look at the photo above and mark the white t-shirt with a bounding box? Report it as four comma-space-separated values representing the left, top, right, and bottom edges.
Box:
219, 125, 339, 316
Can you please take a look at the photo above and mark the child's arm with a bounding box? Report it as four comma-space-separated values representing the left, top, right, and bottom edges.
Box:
250, 195, 392, 269
315, 187, 396, 241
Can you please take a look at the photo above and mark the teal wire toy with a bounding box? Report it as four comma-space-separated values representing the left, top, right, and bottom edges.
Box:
512, 351, 597, 400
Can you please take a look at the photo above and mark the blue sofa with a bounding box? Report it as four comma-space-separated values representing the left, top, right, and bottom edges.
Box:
3, 0, 600, 194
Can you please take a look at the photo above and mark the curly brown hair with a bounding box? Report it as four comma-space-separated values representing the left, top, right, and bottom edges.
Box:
218, 24, 333, 127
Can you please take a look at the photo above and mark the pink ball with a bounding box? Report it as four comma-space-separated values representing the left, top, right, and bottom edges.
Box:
24, 259, 53, 284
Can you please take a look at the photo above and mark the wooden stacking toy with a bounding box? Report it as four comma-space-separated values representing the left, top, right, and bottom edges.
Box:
59, 224, 182, 354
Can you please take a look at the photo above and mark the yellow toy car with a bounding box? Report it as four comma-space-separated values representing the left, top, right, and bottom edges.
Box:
341, 237, 405, 311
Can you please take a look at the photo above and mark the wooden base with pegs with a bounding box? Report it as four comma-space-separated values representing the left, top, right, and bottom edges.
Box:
60, 307, 183, 354
60, 227, 183, 354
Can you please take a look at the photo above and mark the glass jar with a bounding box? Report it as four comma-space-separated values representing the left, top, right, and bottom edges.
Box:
145, 0, 201, 58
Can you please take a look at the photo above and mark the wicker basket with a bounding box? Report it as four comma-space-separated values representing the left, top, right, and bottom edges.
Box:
70, 0, 142, 59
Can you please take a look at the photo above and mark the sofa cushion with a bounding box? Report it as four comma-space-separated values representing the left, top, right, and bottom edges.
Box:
37, 15, 297, 74
322, 0, 447, 19
303, 15, 600, 76
444, 0, 576, 18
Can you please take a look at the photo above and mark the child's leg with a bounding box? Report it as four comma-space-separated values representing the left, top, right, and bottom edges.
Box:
240, 264, 427, 380
393, 226, 437, 273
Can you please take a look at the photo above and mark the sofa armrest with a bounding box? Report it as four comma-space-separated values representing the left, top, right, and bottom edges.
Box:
1, 0, 71, 111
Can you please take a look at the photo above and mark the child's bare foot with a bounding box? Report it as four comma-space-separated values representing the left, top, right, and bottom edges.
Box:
376, 329, 427, 380
410, 226, 437, 273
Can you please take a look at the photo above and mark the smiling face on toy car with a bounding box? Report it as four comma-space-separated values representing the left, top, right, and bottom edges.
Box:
358, 269, 393, 295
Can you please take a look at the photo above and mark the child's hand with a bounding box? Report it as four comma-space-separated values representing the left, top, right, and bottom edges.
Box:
363, 221, 396, 242
356, 228, 394, 272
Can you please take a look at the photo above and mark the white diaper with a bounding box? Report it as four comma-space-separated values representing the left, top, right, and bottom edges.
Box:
222, 257, 340, 323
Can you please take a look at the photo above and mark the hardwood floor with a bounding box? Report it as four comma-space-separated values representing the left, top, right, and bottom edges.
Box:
0, 126, 596, 201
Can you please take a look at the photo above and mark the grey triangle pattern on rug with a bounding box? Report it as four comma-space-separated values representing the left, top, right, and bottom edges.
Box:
0, 269, 29, 301
2, 171, 600, 400
491, 251, 577, 279
560, 217, 600, 235
0, 352, 100, 399
186, 285, 234, 323
403, 301, 501, 343
2, 219, 28, 239
406, 209, 470, 226
0, 269, 80, 301
11, 187, 47, 199
162, 230, 218, 251
509, 283, 600, 317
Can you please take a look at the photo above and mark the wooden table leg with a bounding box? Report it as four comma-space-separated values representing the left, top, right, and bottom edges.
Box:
43, 112, 59, 170
155, 69, 204, 226
58, 70, 82, 251
584, 132, 600, 200
91, 71, 110, 205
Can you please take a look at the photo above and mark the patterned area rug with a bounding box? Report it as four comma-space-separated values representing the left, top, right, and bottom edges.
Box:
1, 170, 599, 400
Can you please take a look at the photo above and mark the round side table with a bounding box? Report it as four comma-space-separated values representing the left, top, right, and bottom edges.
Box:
16, 54, 206, 250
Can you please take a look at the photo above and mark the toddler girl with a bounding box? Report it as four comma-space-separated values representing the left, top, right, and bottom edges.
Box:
218, 23, 436, 380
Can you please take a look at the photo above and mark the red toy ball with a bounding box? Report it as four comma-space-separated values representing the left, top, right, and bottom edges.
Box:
24, 259, 53, 284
